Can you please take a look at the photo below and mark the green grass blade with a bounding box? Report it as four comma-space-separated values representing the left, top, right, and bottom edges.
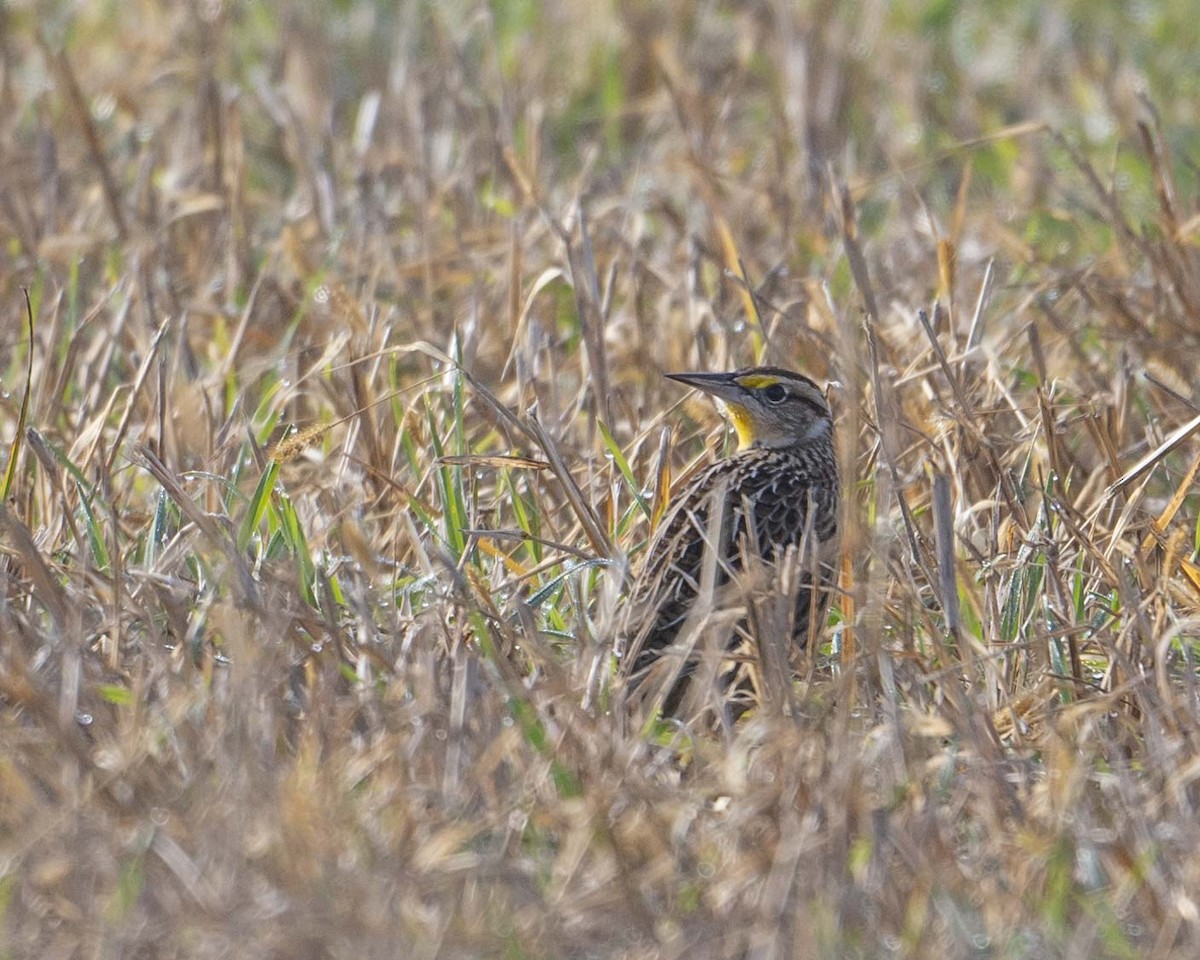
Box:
598, 419, 650, 521
274, 489, 316, 607
526, 557, 612, 610
426, 399, 466, 559
76, 481, 110, 571
1, 289, 36, 501
238, 458, 280, 553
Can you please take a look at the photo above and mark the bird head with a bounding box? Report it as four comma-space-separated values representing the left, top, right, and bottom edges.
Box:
665, 367, 832, 451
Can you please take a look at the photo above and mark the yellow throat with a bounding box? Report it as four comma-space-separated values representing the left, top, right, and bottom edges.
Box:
721, 401, 757, 450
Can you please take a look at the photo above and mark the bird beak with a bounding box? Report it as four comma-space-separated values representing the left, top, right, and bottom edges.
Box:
664, 371, 745, 405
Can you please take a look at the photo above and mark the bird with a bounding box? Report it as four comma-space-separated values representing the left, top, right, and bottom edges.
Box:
615, 366, 839, 722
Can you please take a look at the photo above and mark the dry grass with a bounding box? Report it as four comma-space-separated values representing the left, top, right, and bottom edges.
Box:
3, 1, 1200, 957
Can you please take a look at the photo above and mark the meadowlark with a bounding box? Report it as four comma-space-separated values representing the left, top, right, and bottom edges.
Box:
616, 366, 839, 720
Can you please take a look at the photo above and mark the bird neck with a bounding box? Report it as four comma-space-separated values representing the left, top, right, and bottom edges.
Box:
802, 417, 833, 444
747, 416, 835, 453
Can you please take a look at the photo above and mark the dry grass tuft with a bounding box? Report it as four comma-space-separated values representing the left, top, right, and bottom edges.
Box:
3, 2, 1200, 957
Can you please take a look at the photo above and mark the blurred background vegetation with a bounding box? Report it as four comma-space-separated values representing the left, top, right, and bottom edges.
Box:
4, 1, 1200, 957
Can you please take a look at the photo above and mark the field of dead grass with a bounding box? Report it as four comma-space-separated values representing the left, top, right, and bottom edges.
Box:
4, 2, 1200, 957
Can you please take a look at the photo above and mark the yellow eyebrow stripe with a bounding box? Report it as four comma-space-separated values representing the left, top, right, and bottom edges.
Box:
735, 374, 780, 389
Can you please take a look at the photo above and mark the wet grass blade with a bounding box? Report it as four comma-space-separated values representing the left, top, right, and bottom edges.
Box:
525, 557, 612, 610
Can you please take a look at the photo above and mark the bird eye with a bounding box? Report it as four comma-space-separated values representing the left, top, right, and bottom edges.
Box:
764, 384, 787, 404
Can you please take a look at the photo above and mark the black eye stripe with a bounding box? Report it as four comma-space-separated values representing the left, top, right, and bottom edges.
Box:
793, 392, 830, 416
753, 385, 828, 415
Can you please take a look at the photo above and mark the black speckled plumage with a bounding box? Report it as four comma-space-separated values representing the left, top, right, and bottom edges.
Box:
617, 369, 839, 717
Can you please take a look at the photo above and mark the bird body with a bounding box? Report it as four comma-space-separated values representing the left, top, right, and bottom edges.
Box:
617, 367, 839, 720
